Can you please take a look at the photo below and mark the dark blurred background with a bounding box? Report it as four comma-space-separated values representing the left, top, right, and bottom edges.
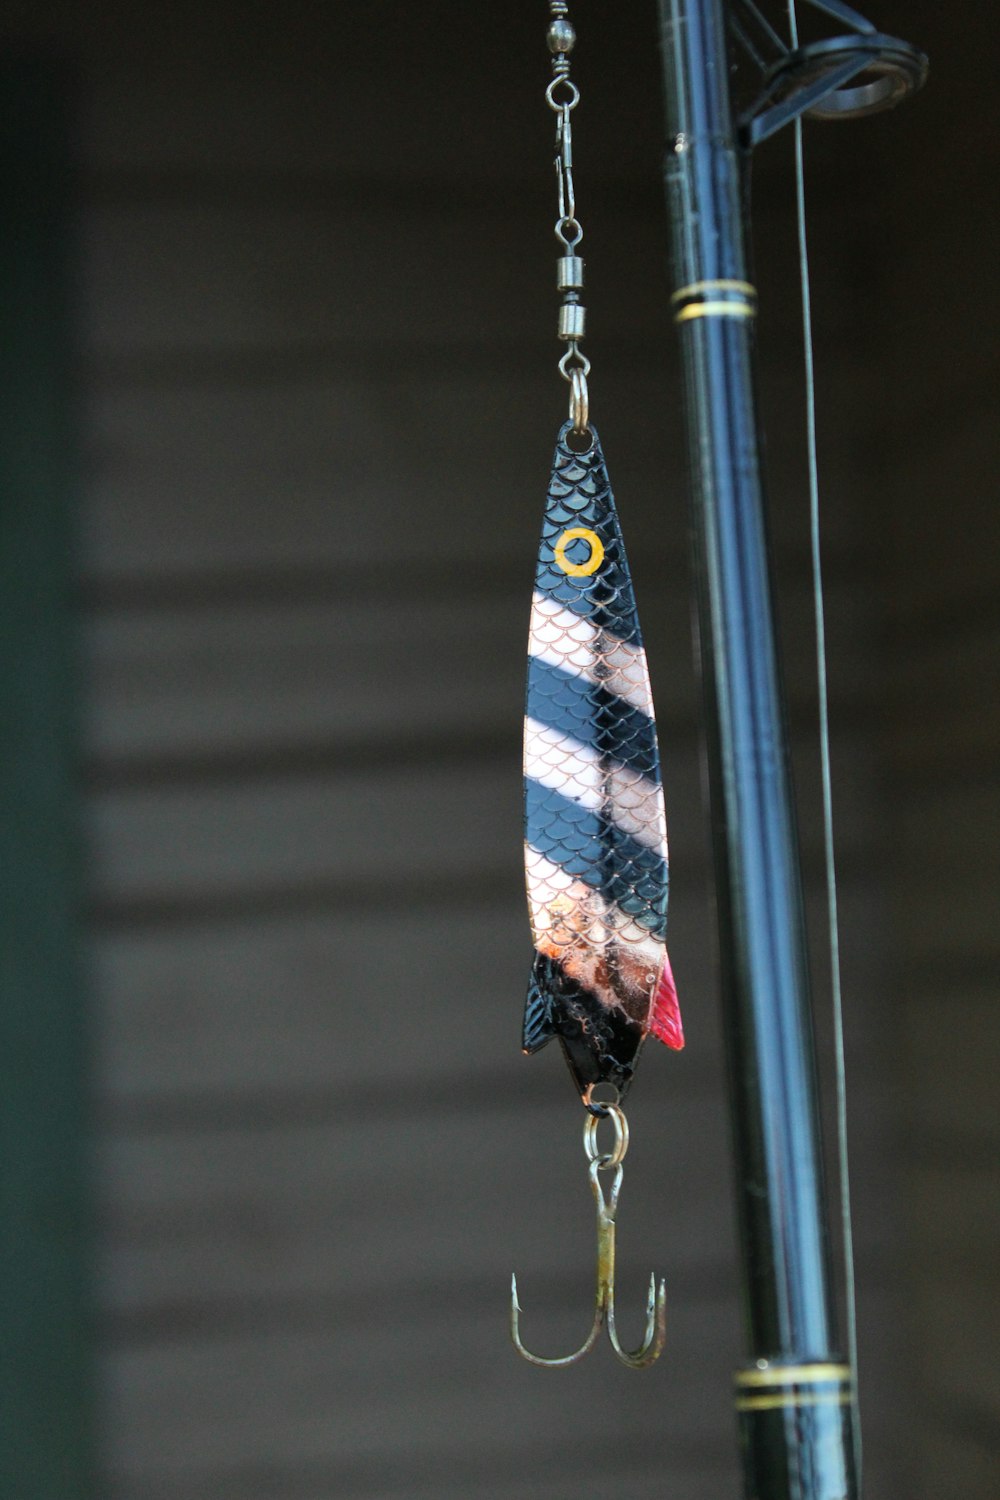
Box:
1, 2, 996, 1497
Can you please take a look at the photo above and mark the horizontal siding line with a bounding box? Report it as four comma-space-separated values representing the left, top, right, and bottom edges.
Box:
898, 958, 1000, 992
903, 986, 998, 1014
888, 756, 1000, 792
905, 1140, 1000, 1176
99, 1473, 738, 1500
95, 1258, 903, 1352
77, 545, 878, 613
81, 699, 878, 791
96, 1214, 894, 1276
889, 693, 996, 730
81, 325, 859, 390
78, 552, 875, 615
100, 1437, 739, 1500
888, 591, 1000, 650
883, 373, 999, 462
83, 168, 655, 218
84, 336, 673, 389
903, 1138, 999, 1175
85, 870, 518, 931
910, 1247, 1000, 1283
83, 728, 517, 792
909, 1388, 1000, 1454
77, 560, 576, 611
98, 1035, 884, 1142
95, 1267, 738, 1349
84, 847, 884, 934
95, 1064, 720, 1137
81, 162, 851, 217
887, 585, 1000, 645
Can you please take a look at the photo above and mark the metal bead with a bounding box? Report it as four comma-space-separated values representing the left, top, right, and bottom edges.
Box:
559, 303, 586, 340
547, 19, 576, 54
557, 256, 585, 290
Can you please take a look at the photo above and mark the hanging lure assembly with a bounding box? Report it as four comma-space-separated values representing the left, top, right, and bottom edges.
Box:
510, 2, 684, 1370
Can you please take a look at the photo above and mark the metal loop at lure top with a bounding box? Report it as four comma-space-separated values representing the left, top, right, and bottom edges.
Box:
510, 1104, 667, 1368
557, 343, 589, 433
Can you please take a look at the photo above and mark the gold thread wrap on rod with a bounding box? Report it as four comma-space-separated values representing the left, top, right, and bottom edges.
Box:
670, 277, 757, 302
735, 1362, 852, 1387
733, 1361, 854, 1411
671, 277, 758, 324
675, 300, 756, 322
736, 1392, 853, 1411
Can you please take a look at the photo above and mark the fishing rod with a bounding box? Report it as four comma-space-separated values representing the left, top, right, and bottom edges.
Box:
656, 2, 926, 1496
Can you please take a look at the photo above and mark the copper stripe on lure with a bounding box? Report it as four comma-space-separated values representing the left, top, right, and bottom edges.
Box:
522, 421, 683, 1106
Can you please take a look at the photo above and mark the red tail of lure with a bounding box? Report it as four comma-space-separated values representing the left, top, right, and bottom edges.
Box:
522, 422, 683, 1106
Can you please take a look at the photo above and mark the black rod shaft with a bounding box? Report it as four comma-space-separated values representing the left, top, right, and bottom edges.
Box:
656, 2, 858, 1495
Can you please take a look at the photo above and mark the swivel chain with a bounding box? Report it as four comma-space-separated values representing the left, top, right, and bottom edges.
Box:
546, 2, 589, 434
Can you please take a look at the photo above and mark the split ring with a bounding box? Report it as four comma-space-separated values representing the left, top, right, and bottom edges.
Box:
568, 367, 589, 433
583, 1103, 629, 1169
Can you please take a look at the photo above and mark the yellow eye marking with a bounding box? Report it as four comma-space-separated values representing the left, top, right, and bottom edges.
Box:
554, 526, 604, 577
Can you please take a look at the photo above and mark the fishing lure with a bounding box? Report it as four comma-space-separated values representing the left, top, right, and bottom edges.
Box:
522, 422, 683, 1104
510, 3, 683, 1370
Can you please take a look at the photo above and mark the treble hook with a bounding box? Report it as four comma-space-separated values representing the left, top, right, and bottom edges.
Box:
510, 1103, 666, 1369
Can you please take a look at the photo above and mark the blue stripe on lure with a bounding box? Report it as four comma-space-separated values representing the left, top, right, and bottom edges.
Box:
522, 422, 683, 1106
524, 783, 668, 939
522, 659, 659, 779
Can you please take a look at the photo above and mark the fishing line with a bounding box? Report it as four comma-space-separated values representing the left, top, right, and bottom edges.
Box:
787, 0, 862, 1485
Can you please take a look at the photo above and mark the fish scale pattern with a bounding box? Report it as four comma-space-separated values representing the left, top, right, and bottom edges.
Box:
522, 423, 683, 1104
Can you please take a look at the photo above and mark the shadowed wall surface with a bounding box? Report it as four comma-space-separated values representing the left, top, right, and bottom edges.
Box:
0, 57, 93, 1499
0, 2, 996, 1497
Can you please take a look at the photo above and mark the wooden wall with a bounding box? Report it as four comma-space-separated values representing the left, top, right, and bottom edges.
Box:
2, 2, 995, 1496
0, 57, 93, 1499
874, 1, 1000, 1491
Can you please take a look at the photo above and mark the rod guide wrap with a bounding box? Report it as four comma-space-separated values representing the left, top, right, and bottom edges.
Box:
671, 279, 757, 323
